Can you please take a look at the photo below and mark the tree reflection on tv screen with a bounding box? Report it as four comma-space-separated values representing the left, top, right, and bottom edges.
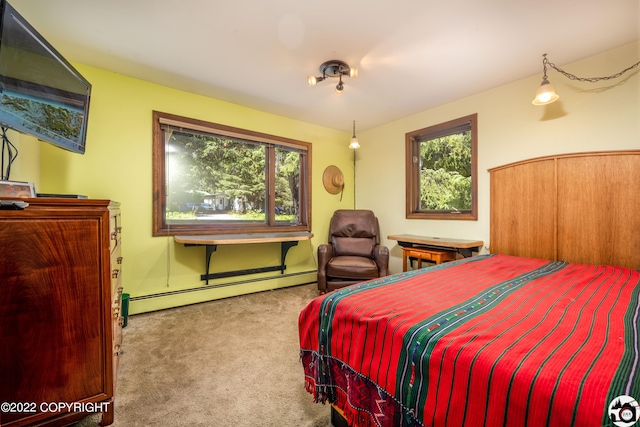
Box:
0, 91, 83, 142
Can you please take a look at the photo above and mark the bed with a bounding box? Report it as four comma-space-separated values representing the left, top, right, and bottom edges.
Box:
299, 150, 640, 427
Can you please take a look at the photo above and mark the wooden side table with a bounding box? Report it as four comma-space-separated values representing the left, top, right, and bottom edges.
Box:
388, 234, 483, 258
402, 247, 457, 271
388, 234, 484, 272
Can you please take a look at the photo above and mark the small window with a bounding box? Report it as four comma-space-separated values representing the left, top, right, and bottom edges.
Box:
406, 114, 477, 220
152, 111, 311, 236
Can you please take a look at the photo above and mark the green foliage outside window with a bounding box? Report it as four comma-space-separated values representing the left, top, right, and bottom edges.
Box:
166, 131, 300, 222
152, 111, 311, 236
419, 132, 472, 211
406, 113, 476, 220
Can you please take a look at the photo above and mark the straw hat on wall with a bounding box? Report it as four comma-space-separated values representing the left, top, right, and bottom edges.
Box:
322, 165, 344, 195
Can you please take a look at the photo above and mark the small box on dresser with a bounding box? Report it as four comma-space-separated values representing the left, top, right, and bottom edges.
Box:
0, 198, 122, 427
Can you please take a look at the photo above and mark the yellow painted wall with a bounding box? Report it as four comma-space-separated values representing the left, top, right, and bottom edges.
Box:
357, 41, 640, 274
3, 129, 40, 186
30, 67, 356, 314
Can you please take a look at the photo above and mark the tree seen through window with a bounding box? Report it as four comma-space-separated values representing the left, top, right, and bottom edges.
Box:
419, 131, 472, 211
152, 111, 311, 236
406, 113, 477, 220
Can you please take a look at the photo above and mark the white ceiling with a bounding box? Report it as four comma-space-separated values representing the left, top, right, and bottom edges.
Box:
9, 0, 639, 133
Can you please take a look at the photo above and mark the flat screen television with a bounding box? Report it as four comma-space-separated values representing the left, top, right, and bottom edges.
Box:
0, 0, 91, 154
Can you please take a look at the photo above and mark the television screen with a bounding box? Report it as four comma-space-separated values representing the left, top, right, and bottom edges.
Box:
0, 0, 91, 154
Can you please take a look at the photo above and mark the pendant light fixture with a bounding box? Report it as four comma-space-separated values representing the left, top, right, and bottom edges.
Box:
532, 55, 559, 105
349, 120, 359, 209
349, 120, 360, 149
532, 53, 640, 105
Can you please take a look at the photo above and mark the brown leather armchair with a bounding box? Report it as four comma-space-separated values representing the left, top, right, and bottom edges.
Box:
317, 209, 389, 293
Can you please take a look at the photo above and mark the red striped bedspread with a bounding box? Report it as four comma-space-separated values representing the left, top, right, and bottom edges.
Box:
299, 254, 640, 427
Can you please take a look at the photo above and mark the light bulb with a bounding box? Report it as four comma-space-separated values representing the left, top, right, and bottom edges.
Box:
532, 79, 560, 105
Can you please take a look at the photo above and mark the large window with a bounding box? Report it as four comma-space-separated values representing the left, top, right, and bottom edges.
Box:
152, 111, 311, 236
405, 114, 477, 220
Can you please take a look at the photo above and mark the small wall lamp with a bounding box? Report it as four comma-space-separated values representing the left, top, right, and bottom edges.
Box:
532, 53, 640, 105
308, 60, 358, 95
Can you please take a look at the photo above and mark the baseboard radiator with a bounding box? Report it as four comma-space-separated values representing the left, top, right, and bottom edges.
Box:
130, 270, 317, 301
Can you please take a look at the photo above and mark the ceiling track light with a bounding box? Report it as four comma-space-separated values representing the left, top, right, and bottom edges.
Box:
308, 59, 357, 94
532, 53, 640, 105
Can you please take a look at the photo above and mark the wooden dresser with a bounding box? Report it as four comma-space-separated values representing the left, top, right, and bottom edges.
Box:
0, 198, 123, 426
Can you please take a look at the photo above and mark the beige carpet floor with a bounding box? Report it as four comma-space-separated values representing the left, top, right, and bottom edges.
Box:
80, 283, 332, 427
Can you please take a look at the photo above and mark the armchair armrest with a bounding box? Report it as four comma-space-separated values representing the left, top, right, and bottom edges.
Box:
317, 244, 333, 292
373, 244, 390, 277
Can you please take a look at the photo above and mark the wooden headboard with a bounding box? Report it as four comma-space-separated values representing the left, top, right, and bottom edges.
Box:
489, 150, 640, 270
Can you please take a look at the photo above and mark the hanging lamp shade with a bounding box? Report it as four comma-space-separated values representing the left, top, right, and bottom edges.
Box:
532, 79, 560, 105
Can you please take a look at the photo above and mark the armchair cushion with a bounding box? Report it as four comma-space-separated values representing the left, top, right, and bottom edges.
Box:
332, 236, 375, 258
327, 256, 378, 280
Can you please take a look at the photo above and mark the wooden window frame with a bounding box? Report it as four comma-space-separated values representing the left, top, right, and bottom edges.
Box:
152, 111, 312, 236
405, 113, 478, 220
